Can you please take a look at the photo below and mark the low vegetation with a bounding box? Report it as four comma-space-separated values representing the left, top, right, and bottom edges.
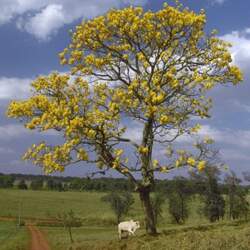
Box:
0, 221, 29, 250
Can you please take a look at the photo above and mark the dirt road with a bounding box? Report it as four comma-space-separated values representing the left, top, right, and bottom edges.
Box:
27, 225, 50, 250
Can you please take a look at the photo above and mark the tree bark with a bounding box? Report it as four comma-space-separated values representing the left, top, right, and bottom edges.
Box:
138, 118, 157, 235
139, 187, 157, 235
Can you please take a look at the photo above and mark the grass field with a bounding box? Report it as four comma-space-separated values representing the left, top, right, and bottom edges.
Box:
42, 220, 250, 250
0, 221, 29, 250
1, 189, 250, 250
0, 189, 207, 226
0, 189, 117, 224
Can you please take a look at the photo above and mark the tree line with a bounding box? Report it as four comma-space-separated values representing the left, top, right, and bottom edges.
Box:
0, 171, 249, 195
0, 173, 135, 191
101, 168, 250, 225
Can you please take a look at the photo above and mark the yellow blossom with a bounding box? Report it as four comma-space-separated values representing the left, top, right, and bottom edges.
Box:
187, 157, 196, 166
197, 160, 206, 171
153, 159, 159, 167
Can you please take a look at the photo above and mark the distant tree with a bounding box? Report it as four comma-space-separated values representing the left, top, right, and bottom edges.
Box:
190, 166, 225, 222
55, 182, 64, 192
0, 175, 14, 188
17, 180, 28, 190
101, 192, 134, 223
57, 210, 82, 243
151, 192, 165, 226
168, 192, 189, 224
30, 179, 43, 190
70, 178, 83, 190
242, 171, 250, 191
62, 182, 70, 191
167, 177, 192, 224
189, 144, 226, 223
225, 172, 249, 220
167, 177, 191, 224
46, 179, 56, 190
242, 171, 250, 183
203, 166, 225, 222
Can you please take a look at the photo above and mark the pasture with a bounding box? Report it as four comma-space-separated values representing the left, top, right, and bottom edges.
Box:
0, 189, 206, 226
0, 221, 28, 250
0, 189, 250, 249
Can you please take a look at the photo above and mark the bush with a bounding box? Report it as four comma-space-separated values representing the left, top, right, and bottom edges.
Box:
101, 191, 134, 223
168, 192, 189, 224
151, 192, 165, 225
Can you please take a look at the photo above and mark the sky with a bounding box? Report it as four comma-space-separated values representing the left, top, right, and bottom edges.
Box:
0, 0, 250, 178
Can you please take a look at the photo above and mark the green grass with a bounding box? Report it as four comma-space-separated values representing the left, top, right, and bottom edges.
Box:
0, 189, 172, 226
0, 221, 29, 250
43, 226, 117, 250
0, 189, 115, 222
0, 189, 206, 226
1, 189, 250, 250
42, 220, 250, 250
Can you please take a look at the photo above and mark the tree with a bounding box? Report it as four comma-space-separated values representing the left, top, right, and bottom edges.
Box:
0, 175, 14, 188
101, 192, 134, 223
202, 166, 225, 222
151, 192, 165, 226
225, 172, 249, 220
57, 210, 82, 243
17, 180, 28, 190
167, 177, 191, 224
7, 3, 242, 234
189, 148, 225, 223
30, 179, 43, 190
242, 171, 250, 190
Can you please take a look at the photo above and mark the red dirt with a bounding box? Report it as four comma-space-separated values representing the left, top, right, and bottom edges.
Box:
27, 225, 50, 250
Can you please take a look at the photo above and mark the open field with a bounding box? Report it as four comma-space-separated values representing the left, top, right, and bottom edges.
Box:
0, 189, 207, 226
0, 189, 144, 225
0, 221, 29, 250
1, 189, 250, 249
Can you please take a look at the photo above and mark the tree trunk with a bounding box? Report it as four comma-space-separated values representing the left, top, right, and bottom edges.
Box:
139, 187, 157, 235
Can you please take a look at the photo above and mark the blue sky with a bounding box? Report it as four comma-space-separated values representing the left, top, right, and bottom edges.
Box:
0, 0, 250, 177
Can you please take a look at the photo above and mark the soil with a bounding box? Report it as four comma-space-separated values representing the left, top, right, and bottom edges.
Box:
27, 224, 50, 250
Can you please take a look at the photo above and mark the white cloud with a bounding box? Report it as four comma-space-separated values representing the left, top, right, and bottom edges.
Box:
0, 0, 47, 25
0, 124, 60, 140
176, 124, 250, 150
22, 4, 65, 40
0, 0, 148, 40
123, 121, 143, 142
220, 29, 250, 71
210, 0, 227, 5
198, 125, 250, 149
0, 77, 31, 99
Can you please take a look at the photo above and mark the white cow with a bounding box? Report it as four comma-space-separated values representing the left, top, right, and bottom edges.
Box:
118, 220, 140, 239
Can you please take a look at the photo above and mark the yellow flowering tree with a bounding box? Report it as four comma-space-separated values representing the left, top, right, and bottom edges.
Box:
7, 3, 242, 234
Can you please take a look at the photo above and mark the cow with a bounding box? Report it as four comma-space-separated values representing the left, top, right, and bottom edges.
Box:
118, 220, 140, 239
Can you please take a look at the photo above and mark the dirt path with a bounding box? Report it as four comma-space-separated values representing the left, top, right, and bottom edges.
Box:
0, 216, 15, 221
27, 225, 50, 250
